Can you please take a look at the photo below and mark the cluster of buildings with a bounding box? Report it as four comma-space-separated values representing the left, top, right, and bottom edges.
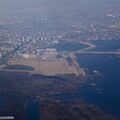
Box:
20, 48, 59, 60
0, 6, 120, 61
0, 32, 59, 59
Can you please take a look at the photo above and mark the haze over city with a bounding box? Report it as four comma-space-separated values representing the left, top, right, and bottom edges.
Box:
0, 0, 120, 120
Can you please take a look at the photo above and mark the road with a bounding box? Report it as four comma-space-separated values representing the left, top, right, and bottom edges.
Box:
77, 41, 120, 55
79, 41, 96, 52
76, 51, 120, 55
61, 40, 120, 55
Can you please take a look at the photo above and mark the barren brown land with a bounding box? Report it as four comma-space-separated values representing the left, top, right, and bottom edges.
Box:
7, 57, 85, 76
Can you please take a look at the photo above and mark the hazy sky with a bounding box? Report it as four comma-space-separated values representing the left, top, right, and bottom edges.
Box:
0, 0, 119, 10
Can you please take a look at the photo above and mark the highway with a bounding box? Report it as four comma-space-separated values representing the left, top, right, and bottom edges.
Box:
76, 51, 120, 55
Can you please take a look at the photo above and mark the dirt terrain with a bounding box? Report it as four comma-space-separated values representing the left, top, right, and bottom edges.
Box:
8, 57, 84, 76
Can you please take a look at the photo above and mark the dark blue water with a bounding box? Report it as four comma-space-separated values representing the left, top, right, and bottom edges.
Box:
54, 41, 120, 118
76, 54, 120, 118
26, 98, 40, 120
0, 95, 6, 111
51, 43, 87, 51
90, 40, 120, 52
5, 65, 34, 70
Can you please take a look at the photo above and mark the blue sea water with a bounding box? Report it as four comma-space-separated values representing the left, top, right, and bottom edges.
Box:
76, 54, 120, 117
0, 95, 5, 111
5, 65, 34, 70
26, 98, 40, 120
54, 41, 120, 118
90, 40, 120, 52
2, 41, 120, 119
51, 43, 87, 51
